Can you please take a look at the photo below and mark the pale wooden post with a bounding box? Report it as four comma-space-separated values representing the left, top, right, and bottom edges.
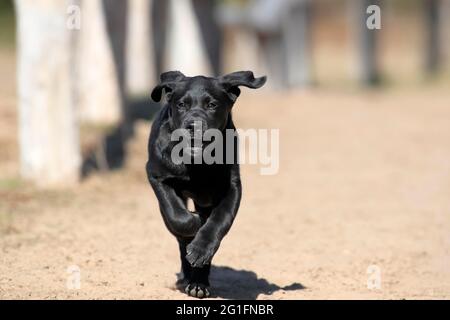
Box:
164, 0, 212, 76
74, 0, 122, 125
282, 0, 313, 87
126, 0, 155, 96
424, 0, 442, 74
15, 0, 81, 186
353, 0, 381, 85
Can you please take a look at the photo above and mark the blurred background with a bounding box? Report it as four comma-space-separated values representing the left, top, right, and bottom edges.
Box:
0, 0, 449, 299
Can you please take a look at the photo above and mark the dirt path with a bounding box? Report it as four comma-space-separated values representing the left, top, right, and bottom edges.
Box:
1, 70, 450, 298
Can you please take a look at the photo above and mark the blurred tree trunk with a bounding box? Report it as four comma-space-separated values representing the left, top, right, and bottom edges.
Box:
103, 0, 135, 163
152, 0, 168, 77
15, 0, 81, 186
222, 26, 264, 76
192, 0, 222, 76
442, 0, 450, 67
75, 0, 122, 125
424, 0, 441, 74
259, 33, 283, 88
164, 0, 211, 76
126, 0, 155, 96
282, 0, 313, 88
103, 0, 127, 92
217, 2, 265, 81
353, 0, 381, 85
103, 0, 128, 121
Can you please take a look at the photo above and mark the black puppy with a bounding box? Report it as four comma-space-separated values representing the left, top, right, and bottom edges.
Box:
146, 70, 266, 298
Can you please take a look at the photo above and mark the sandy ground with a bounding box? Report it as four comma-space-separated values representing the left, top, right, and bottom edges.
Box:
1, 51, 450, 299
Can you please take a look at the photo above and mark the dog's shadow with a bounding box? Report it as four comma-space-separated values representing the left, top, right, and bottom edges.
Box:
207, 266, 305, 299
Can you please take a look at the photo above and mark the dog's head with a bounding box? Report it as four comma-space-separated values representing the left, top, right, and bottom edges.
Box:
151, 71, 266, 133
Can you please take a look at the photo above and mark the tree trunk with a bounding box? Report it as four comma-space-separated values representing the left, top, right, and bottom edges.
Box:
103, 0, 128, 96
192, 0, 222, 76
126, 0, 155, 96
103, 0, 132, 142
353, 0, 381, 85
282, 0, 313, 88
424, 0, 441, 74
74, 0, 122, 125
15, 0, 81, 186
152, 0, 168, 77
442, 0, 450, 68
222, 26, 263, 76
164, 0, 211, 76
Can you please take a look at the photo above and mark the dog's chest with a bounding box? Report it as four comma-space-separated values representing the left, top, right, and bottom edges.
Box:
181, 188, 214, 208
180, 175, 226, 208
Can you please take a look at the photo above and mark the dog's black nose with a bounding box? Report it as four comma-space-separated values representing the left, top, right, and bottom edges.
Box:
185, 122, 195, 131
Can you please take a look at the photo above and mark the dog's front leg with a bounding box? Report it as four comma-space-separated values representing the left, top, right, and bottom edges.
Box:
186, 173, 242, 267
149, 177, 202, 238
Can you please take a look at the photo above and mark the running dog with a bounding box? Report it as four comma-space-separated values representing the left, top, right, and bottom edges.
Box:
146, 71, 266, 298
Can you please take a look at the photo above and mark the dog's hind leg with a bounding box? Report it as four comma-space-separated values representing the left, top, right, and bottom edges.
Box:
187, 263, 211, 298
176, 237, 211, 298
177, 238, 192, 282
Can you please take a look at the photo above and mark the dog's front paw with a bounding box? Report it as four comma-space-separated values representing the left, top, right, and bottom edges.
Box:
185, 282, 211, 299
186, 241, 217, 267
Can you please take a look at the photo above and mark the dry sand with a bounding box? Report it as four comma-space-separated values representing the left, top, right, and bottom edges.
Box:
1, 52, 450, 299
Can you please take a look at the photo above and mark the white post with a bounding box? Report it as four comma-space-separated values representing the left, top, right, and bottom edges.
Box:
15, 0, 81, 186
354, 0, 381, 85
164, 0, 211, 76
424, 0, 442, 74
74, 0, 122, 125
126, 0, 155, 96
282, 0, 313, 87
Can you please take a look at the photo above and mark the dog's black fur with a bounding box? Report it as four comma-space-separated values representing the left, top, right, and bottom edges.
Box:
146, 71, 266, 298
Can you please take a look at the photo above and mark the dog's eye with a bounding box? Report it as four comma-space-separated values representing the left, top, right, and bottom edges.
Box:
207, 102, 217, 109
177, 102, 186, 109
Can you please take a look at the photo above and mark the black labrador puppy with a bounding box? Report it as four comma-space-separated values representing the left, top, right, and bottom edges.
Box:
146, 70, 266, 298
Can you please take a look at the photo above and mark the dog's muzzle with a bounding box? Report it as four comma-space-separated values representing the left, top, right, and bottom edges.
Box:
182, 119, 207, 159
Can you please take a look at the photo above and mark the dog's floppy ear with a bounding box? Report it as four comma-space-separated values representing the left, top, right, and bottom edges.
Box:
219, 71, 267, 102
151, 71, 185, 102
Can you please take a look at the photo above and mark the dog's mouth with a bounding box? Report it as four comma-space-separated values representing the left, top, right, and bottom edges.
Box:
183, 136, 215, 158
183, 146, 203, 158
182, 136, 202, 156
